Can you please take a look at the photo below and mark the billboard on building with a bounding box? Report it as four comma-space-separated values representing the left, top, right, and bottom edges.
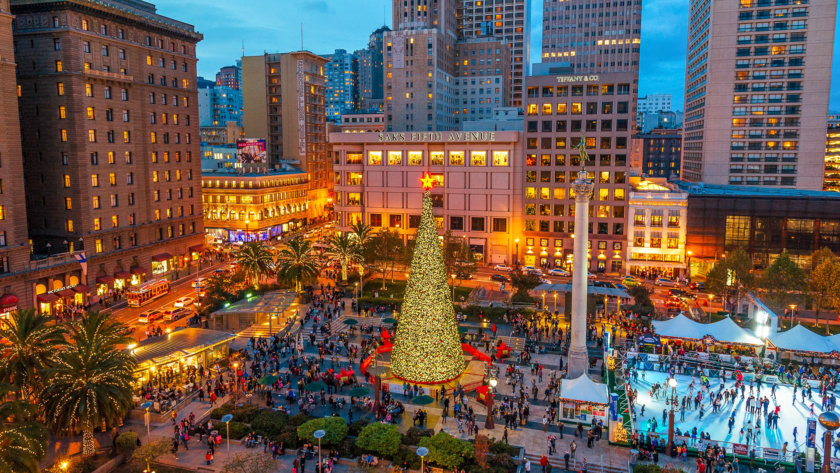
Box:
236, 139, 266, 164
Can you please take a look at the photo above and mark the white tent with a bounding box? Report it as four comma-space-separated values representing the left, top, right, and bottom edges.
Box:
651, 314, 762, 345
769, 324, 839, 353
559, 374, 609, 404
828, 333, 840, 351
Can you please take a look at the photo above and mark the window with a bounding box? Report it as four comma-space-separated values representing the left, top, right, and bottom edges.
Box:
93, 218, 101, 231
408, 151, 422, 166
430, 151, 444, 165
450, 216, 464, 231
56, 82, 65, 96
88, 129, 96, 142
91, 174, 99, 187
471, 151, 486, 166
387, 151, 402, 165
95, 239, 103, 253
492, 218, 507, 232
104, 87, 111, 99
389, 215, 402, 228
369, 213, 382, 227
92, 196, 100, 209
449, 151, 464, 165
64, 197, 72, 210
493, 151, 508, 166
60, 129, 68, 142
471, 217, 485, 232
59, 106, 66, 119
367, 151, 381, 165
63, 175, 71, 188
85, 83, 93, 97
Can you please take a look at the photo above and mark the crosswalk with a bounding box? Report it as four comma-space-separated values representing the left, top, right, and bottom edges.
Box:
310, 314, 391, 343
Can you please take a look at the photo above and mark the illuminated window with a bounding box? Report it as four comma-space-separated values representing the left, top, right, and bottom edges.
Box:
408, 151, 423, 166
91, 174, 99, 187
471, 151, 486, 166
95, 239, 103, 253
367, 151, 381, 165
387, 151, 402, 165
430, 151, 444, 165
492, 151, 508, 166
56, 82, 64, 95
449, 151, 464, 166
571, 103, 582, 114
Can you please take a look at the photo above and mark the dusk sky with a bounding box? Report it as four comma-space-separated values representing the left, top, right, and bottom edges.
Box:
154, 0, 840, 111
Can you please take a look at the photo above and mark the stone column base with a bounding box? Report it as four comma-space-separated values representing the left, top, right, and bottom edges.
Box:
566, 346, 589, 379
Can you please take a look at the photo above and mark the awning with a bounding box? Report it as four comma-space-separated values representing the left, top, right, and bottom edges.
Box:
131, 267, 147, 275
559, 375, 609, 404
151, 253, 172, 262
72, 285, 89, 294
0, 294, 18, 308
188, 244, 204, 253
37, 293, 60, 304
56, 289, 76, 298
96, 276, 115, 284
114, 271, 132, 279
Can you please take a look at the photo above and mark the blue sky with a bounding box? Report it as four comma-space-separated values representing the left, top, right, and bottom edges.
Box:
154, 0, 840, 111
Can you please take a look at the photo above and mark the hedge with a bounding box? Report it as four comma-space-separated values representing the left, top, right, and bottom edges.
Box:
250, 410, 289, 438
221, 421, 249, 440
355, 423, 401, 458
115, 431, 139, 457
297, 417, 348, 446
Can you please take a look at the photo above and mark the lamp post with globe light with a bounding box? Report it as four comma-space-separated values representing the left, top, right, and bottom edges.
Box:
819, 412, 840, 473
666, 377, 677, 456
485, 378, 497, 430
313, 429, 325, 473
417, 446, 429, 473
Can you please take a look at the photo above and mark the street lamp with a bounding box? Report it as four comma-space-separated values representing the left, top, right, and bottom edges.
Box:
514, 239, 520, 268
541, 292, 546, 311
666, 377, 677, 456
140, 401, 153, 444
707, 294, 714, 322
221, 413, 233, 453
485, 378, 497, 430
553, 292, 558, 313
686, 250, 693, 281
451, 273, 456, 300
233, 362, 239, 392
819, 412, 840, 473
790, 304, 798, 327
313, 429, 326, 473
416, 446, 429, 473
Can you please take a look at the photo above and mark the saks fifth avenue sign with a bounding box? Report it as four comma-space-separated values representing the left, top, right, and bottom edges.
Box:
556, 75, 599, 83
377, 131, 497, 143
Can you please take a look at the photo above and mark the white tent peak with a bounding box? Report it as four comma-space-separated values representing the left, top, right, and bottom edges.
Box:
560, 374, 609, 404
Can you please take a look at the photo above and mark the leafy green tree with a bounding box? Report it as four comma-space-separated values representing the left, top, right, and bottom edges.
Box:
418, 431, 475, 470
510, 271, 541, 303
0, 309, 67, 400
128, 439, 170, 473
810, 256, 840, 333
274, 238, 320, 293
454, 238, 478, 283
355, 423, 401, 458
370, 229, 405, 288
41, 312, 136, 456
760, 251, 806, 311
811, 247, 837, 270
704, 261, 730, 298
326, 232, 359, 283
627, 285, 655, 316
297, 417, 348, 446
234, 241, 274, 287
0, 384, 47, 473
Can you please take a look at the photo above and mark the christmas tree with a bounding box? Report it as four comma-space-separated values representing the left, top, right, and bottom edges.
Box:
390, 175, 465, 383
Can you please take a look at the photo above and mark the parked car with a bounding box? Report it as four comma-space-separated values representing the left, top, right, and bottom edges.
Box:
614, 283, 628, 291
587, 272, 597, 280
548, 268, 571, 277
455, 271, 473, 280
138, 309, 164, 324
665, 296, 683, 310
668, 289, 687, 297
165, 308, 195, 321
174, 296, 195, 308
655, 277, 679, 287
493, 264, 513, 272
490, 274, 510, 283
689, 281, 706, 291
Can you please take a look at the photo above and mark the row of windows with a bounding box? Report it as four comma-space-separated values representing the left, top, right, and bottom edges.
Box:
526, 83, 631, 98
526, 203, 626, 219
343, 150, 510, 167
525, 186, 626, 202
526, 101, 630, 116
202, 190, 306, 203
526, 169, 628, 183
526, 135, 629, 150
523, 219, 625, 236
87, 223, 197, 255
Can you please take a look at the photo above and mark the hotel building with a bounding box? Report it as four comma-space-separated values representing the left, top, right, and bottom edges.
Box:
330, 131, 523, 264
457, 0, 531, 107
12, 0, 205, 311
454, 38, 511, 126
521, 70, 637, 273
824, 115, 840, 192
541, 0, 642, 74
241, 51, 332, 215
681, 0, 835, 189
201, 169, 309, 243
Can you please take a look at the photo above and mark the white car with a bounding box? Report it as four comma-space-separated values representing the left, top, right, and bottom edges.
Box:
174, 296, 195, 308
493, 264, 513, 272
548, 268, 571, 277
588, 272, 597, 280
655, 277, 679, 287
522, 266, 544, 276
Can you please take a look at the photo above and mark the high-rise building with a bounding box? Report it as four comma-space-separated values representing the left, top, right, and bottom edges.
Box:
541, 0, 642, 74
520, 68, 637, 272
356, 26, 389, 113
12, 0, 205, 309
0, 0, 31, 287
323, 49, 358, 124
197, 80, 243, 127
216, 63, 241, 90
825, 115, 840, 192
241, 51, 332, 215
454, 38, 511, 126
630, 129, 683, 179
636, 93, 672, 130
681, 0, 835, 189
457, 0, 531, 107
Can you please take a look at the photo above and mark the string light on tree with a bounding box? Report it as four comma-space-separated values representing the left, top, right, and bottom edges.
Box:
390, 174, 465, 383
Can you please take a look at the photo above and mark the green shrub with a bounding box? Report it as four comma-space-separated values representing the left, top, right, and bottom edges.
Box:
115, 431, 139, 457
251, 410, 289, 438
634, 464, 663, 473
222, 421, 249, 440
404, 426, 433, 445
419, 431, 474, 469
337, 437, 362, 459
275, 425, 300, 449
288, 413, 310, 427
488, 439, 517, 456
348, 419, 370, 436
297, 417, 348, 446
355, 423, 401, 458
231, 404, 261, 423
209, 404, 233, 420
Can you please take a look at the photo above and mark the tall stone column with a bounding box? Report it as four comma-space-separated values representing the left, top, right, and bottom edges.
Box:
567, 169, 594, 379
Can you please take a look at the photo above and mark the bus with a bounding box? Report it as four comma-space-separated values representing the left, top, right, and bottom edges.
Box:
126, 279, 170, 307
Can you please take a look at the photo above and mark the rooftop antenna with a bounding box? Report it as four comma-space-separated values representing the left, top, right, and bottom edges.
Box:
300, 23, 304, 51
241, 40, 244, 57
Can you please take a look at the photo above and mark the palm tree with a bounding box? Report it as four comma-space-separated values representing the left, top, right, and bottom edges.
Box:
274, 238, 320, 293
350, 222, 374, 297
41, 312, 136, 457
0, 309, 67, 401
234, 241, 273, 287
326, 232, 359, 283
0, 384, 47, 473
